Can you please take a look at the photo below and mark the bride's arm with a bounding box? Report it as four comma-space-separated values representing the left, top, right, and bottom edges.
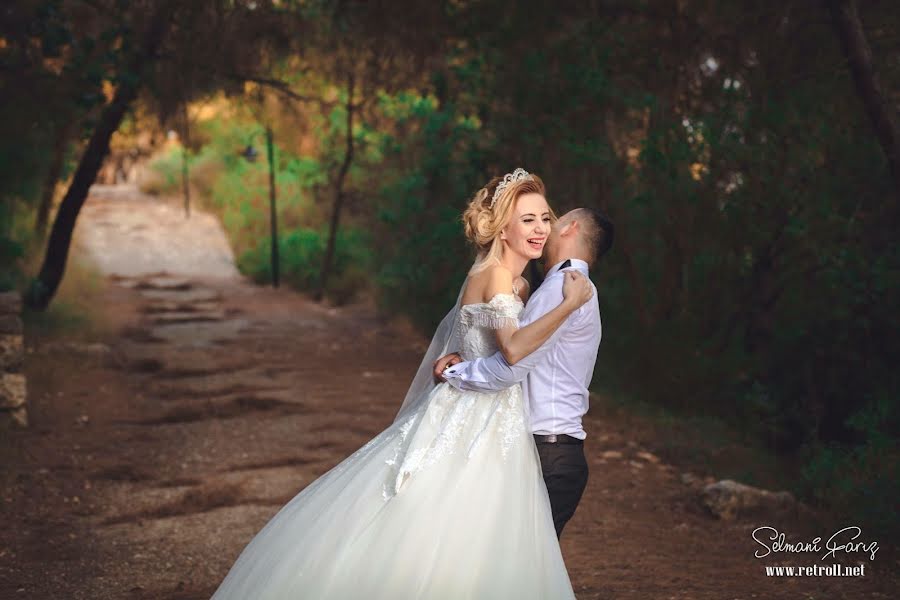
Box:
486, 267, 591, 365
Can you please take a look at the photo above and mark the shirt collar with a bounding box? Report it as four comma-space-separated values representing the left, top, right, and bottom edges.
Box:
546, 258, 589, 278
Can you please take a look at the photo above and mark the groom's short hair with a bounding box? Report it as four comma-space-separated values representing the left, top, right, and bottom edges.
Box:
573, 208, 614, 264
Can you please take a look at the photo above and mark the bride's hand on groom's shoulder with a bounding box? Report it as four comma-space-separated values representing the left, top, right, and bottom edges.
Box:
433, 352, 463, 382
562, 271, 594, 309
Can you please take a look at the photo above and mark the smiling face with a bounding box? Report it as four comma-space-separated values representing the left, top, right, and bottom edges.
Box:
542, 210, 565, 263
500, 192, 552, 261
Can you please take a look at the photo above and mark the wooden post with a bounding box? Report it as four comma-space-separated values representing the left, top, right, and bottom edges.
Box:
181, 145, 191, 219
266, 125, 279, 288
182, 102, 191, 218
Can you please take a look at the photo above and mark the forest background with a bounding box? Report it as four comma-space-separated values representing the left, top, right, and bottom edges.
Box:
2, 0, 898, 537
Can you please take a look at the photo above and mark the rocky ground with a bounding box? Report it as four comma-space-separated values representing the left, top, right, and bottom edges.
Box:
1, 186, 895, 599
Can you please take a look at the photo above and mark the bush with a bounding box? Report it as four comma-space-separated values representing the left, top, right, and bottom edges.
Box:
370, 92, 484, 332
239, 226, 371, 305
799, 397, 900, 537
0, 236, 24, 292
0, 200, 36, 293
140, 145, 183, 196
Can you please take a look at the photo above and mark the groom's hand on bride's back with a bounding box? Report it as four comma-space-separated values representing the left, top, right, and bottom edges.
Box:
562, 270, 594, 308
433, 352, 463, 382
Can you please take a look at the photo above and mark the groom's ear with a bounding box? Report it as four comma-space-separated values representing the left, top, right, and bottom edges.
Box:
561, 219, 578, 237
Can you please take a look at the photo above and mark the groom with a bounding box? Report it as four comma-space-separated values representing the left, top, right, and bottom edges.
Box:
435, 207, 613, 538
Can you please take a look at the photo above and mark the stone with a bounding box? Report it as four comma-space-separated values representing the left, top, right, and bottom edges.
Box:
41, 341, 112, 357
636, 450, 661, 463
150, 310, 226, 324
701, 479, 797, 520
0, 291, 22, 316
0, 315, 23, 335
137, 288, 221, 303
134, 276, 192, 291
8, 406, 27, 427
0, 373, 26, 409
0, 334, 24, 371
141, 301, 220, 314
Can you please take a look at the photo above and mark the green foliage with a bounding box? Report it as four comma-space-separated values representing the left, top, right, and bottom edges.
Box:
144, 111, 372, 303
800, 396, 900, 535
239, 227, 370, 304
20, 256, 110, 340
391, 0, 899, 536
0, 1, 137, 293
369, 90, 485, 331
9, 0, 900, 537
0, 203, 29, 292
143, 146, 184, 194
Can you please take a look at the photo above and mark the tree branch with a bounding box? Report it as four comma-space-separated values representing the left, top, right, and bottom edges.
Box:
828, 0, 900, 203
222, 71, 350, 111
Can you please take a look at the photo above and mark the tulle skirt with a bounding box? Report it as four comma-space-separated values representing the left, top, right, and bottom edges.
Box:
211, 382, 576, 599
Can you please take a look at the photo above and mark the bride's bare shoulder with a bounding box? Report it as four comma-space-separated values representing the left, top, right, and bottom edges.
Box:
462, 265, 516, 304
482, 266, 516, 302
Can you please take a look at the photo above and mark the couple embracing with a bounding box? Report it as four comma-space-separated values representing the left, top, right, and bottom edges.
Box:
212, 168, 614, 599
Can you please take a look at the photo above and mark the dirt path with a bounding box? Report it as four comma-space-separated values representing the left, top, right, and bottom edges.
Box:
1, 187, 895, 599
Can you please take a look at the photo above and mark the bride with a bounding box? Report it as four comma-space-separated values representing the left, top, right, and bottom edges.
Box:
211, 168, 594, 599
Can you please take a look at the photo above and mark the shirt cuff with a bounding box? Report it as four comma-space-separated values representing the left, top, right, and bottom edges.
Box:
442, 365, 462, 386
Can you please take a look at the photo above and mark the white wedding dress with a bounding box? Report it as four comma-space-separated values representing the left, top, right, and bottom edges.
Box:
211, 292, 576, 599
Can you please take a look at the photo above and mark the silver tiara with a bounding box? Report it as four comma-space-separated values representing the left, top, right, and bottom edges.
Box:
490, 167, 534, 208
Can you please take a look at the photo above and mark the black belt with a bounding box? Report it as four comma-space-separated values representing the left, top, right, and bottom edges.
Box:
533, 433, 583, 445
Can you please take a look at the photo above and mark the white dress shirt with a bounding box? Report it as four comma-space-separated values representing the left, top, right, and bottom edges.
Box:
443, 259, 601, 439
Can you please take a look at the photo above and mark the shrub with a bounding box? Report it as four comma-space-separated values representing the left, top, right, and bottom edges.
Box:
239, 226, 371, 305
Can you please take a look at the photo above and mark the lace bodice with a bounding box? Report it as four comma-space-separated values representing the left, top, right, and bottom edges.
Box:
456, 293, 524, 361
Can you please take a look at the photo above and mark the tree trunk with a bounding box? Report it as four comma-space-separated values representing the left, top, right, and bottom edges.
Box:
24, 4, 174, 310
315, 72, 355, 302
828, 0, 900, 202
35, 120, 74, 238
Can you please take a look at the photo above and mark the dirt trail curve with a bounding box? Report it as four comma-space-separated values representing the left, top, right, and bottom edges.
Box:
1, 186, 895, 599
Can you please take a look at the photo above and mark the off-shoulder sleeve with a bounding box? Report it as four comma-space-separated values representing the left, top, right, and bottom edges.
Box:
468, 293, 523, 330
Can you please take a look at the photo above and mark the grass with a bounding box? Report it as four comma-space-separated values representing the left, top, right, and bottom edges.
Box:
21, 248, 116, 345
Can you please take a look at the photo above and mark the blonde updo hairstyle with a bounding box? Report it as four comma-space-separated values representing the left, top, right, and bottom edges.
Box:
463, 172, 553, 273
